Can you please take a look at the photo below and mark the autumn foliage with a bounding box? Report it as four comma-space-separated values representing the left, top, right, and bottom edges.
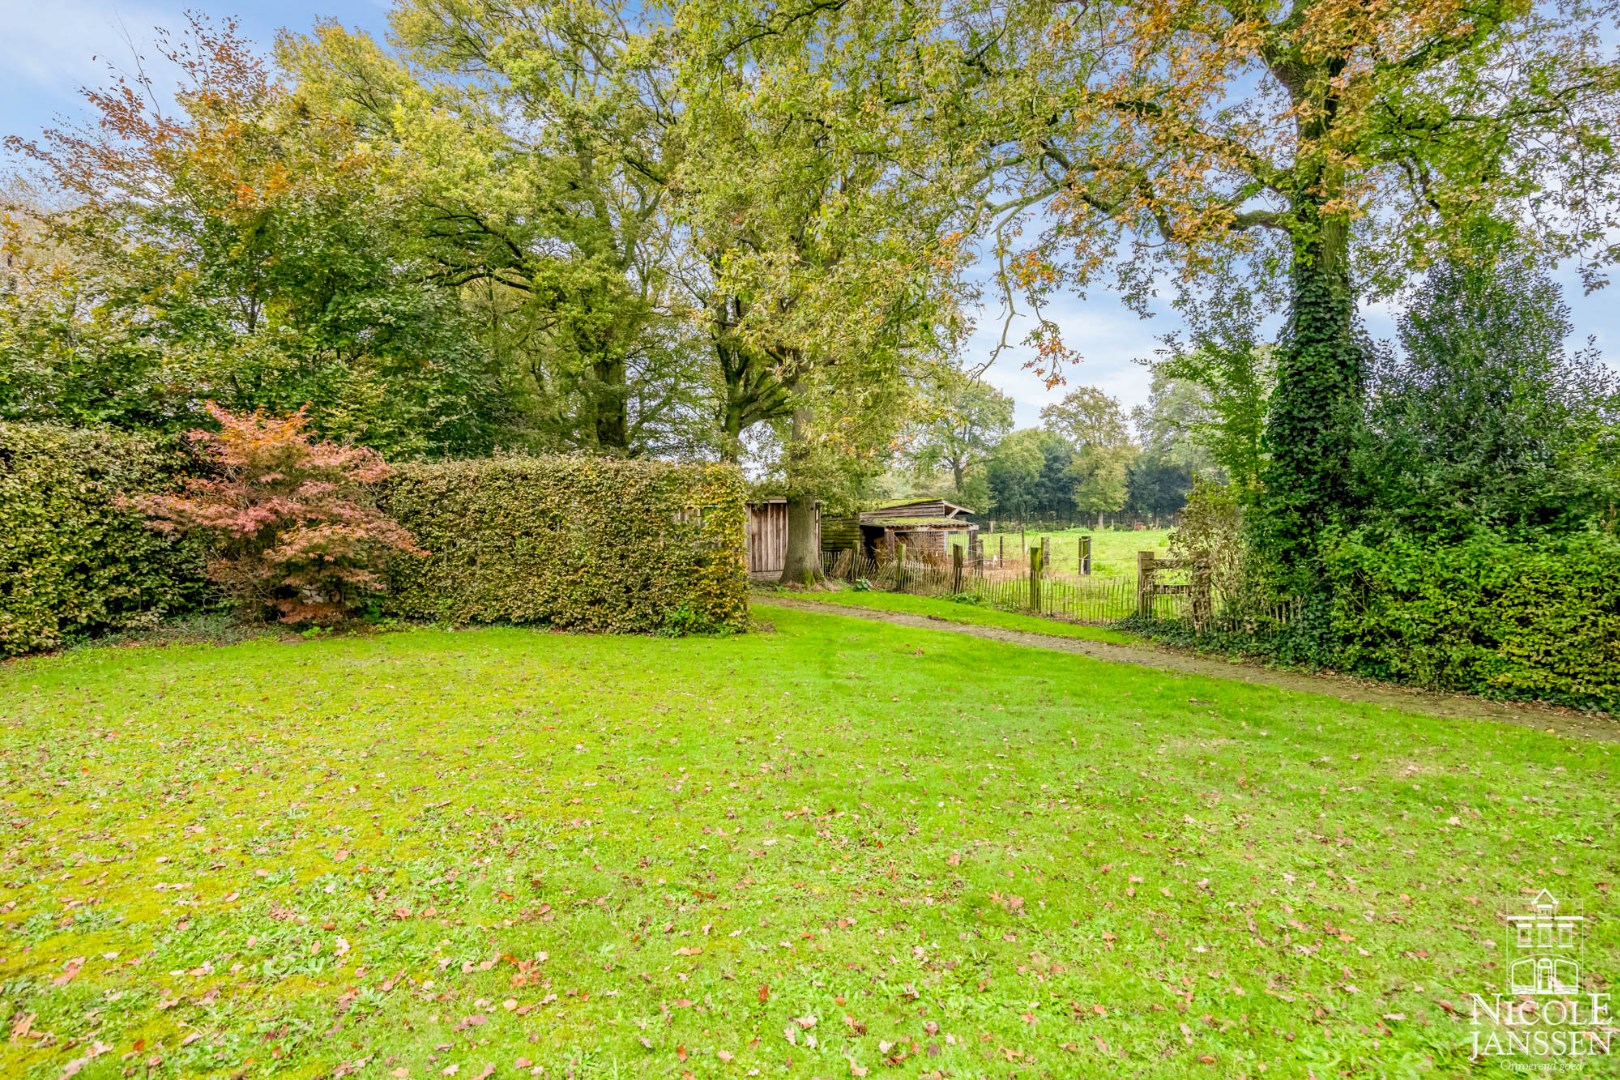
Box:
136, 405, 424, 623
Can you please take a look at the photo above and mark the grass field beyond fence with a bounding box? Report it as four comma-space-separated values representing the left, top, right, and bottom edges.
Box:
2, 608, 1615, 1077
975, 527, 1173, 581
825, 527, 1183, 622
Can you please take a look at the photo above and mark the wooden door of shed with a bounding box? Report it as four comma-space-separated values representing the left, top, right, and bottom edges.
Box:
747, 502, 788, 574
746, 501, 819, 575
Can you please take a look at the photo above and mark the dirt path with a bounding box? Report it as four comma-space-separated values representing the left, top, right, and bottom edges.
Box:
755, 596, 1618, 740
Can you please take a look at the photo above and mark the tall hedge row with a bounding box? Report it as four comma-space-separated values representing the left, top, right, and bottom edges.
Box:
379, 456, 748, 633
1, 424, 210, 657
1322, 531, 1620, 712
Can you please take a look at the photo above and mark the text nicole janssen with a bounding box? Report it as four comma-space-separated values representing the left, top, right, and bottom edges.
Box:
1470, 995, 1614, 1058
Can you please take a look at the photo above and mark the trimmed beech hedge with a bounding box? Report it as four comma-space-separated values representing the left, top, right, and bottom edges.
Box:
380, 456, 748, 633
1323, 531, 1620, 712
1, 424, 210, 657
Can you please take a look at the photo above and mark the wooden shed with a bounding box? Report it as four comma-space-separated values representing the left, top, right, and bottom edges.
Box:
858, 499, 978, 561
745, 499, 820, 576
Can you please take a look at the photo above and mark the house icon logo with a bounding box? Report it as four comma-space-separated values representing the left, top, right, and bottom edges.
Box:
1505, 889, 1583, 996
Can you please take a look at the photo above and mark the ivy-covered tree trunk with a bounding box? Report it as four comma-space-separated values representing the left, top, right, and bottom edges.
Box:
1257, 194, 1366, 582
779, 406, 825, 586
592, 356, 630, 453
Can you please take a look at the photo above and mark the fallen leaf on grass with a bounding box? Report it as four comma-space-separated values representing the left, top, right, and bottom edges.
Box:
59, 1041, 110, 1078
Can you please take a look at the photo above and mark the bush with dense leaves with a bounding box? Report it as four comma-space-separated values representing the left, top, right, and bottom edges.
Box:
1356, 247, 1619, 540
1322, 531, 1620, 711
1, 424, 210, 656
380, 457, 747, 633
136, 405, 425, 624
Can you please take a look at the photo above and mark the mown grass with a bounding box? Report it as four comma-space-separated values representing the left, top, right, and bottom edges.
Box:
762, 589, 1137, 644
1, 608, 1616, 1078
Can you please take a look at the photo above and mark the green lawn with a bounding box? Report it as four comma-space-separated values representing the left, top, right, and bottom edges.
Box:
758, 589, 1138, 644
2, 608, 1615, 1078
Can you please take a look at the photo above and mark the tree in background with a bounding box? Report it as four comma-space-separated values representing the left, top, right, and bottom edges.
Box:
4, 17, 508, 457
1153, 290, 1277, 494
986, 428, 1077, 520
0, 189, 180, 431
905, 372, 1014, 508
1131, 372, 1216, 477
1125, 458, 1194, 520
283, 6, 709, 458
676, 6, 972, 583
1041, 387, 1137, 525
703, 0, 1620, 579
1123, 371, 1214, 518
1359, 245, 1619, 539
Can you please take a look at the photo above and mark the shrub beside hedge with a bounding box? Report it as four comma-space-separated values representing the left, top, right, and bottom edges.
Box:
380, 456, 748, 633
1322, 531, 1620, 711
1, 424, 210, 657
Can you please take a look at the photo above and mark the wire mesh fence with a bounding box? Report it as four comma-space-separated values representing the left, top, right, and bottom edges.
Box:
819, 546, 1300, 633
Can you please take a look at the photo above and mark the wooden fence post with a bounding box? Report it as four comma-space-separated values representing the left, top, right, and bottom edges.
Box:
1028, 546, 1043, 612
896, 541, 907, 593
1079, 535, 1092, 576
1136, 550, 1156, 618
1191, 563, 1212, 629
1041, 536, 1050, 574
998, 535, 1005, 566
952, 545, 964, 594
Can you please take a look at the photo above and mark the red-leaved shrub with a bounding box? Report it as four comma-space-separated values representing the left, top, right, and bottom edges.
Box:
136, 404, 425, 623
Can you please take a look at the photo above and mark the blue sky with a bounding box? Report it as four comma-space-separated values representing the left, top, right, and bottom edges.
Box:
3, 0, 1616, 426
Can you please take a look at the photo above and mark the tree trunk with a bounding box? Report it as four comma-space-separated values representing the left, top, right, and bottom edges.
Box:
719, 395, 745, 463
780, 492, 822, 585
592, 356, 630, 453
1259, 198, 1364, 576
779, 406, 824, 585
